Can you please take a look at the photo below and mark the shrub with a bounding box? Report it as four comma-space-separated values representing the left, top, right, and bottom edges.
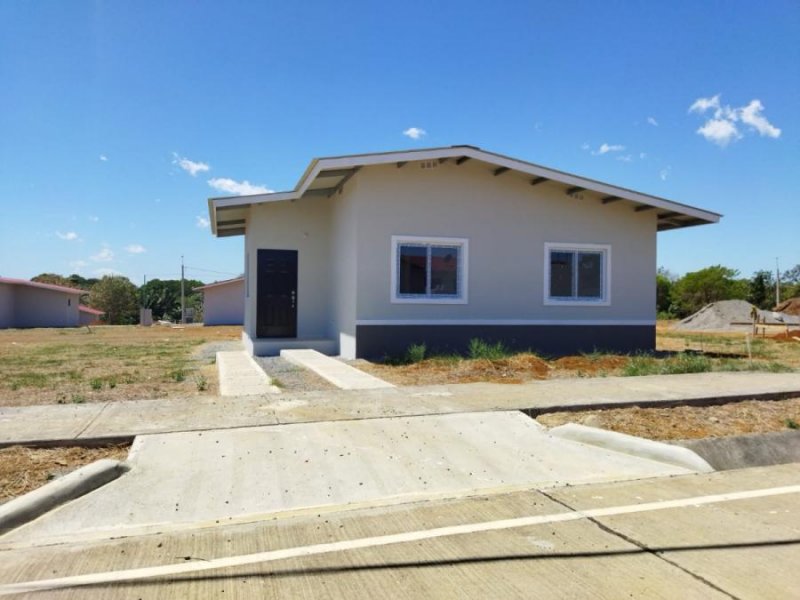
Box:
90, 378, 103, 391
195, 374, 208, 391
468, 338, 509, 360
406, 343, 427, 364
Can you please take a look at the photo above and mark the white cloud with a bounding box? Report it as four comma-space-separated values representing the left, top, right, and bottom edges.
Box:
196, 215, 210, 228
99, 154, 108, 162
173, 153, 210, 176
402, 127, 427, 140
647, 117, 658, 127
69, 260, 88, 270
689, 95, 780, 146
580, 142, 590, 151
591, 143, 625, 156
639, 152, 647, 159
660, 166, 672, 181
689, 95, 721, 114
696, 118, 741, 146
56, 231, 79, 241
124, 244, 146, 254
616, 154, 633, 162
207, 178, 271, 196
90, 247, 114, 262
94, 267, 122, 277
88, 215, 99, 223
739, 99, 781, 138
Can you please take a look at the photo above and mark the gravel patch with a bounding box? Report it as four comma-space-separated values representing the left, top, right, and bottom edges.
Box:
254, 357, 338, 392
193, 340, 243, 361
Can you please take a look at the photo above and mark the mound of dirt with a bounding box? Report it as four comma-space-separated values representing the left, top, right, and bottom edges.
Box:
775, 297, 800, 316
675, 299, 800, 331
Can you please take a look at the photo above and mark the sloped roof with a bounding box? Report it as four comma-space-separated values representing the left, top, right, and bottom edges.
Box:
78, 305, 104, 315
0, 277, 84, 295
208, 145, 721, 237
195, 277, 245, 291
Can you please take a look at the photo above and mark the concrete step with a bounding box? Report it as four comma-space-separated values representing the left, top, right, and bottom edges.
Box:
217, 351, 280, 396
280, 349, 394, 390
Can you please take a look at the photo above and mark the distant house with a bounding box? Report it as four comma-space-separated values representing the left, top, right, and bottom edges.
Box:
196, 277, 244, 326
0, 277, 83, 329
78, 305, 105, 326
207, 145, 720, 358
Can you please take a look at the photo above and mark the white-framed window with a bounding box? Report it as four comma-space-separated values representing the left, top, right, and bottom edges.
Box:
544, 242, 611, 306
391, 235, 468, 304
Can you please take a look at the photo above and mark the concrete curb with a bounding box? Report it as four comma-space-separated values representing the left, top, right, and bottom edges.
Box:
548, 423, 714, 473
0, 459, 130, 535
675, 430, 800, 471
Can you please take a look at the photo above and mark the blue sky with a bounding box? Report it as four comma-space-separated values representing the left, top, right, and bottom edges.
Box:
1, 1, 797, 284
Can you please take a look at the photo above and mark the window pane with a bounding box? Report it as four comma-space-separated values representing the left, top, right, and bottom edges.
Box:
430, 246, 459, 295
577, 252, 602, 298
399, 245, 427, 295
550, 251, 573, 297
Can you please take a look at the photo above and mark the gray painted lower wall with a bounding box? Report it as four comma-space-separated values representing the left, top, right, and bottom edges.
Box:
355, 324, 655, 359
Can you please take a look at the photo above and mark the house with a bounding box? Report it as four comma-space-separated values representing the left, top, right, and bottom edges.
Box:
196, 277, 245, 326
207, 146, 720, 359
0, 277, 84, 329
78, 305, 105, 326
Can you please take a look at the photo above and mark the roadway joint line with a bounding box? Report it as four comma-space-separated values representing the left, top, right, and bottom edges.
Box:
2, 484, 799, 596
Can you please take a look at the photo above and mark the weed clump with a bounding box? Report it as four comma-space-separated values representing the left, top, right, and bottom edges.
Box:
468, 338, 509, 361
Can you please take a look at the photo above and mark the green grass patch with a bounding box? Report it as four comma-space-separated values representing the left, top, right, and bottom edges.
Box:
406, 343, 427, 364
468, 338, 510, 360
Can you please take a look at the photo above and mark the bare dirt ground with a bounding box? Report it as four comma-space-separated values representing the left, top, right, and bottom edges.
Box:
0, 325, 242, 407
0, 445, 130, 503
536, 397, 800, 441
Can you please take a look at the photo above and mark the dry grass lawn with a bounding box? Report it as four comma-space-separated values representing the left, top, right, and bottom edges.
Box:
536, 397, 800, 441
0, 444, 130, 502
0, 325, 242, 407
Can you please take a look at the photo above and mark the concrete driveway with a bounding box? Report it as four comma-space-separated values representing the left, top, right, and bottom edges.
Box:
2, 411, 697, 547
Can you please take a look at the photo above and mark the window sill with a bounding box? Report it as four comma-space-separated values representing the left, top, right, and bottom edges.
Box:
391, 296, 468, 305
544, 298, 610, 307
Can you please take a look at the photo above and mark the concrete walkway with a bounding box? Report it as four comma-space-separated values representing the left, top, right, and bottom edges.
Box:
1, 372, 799, 446
217, 351, 280, 396
1, 411, 697, 547
281, 349, 394, 390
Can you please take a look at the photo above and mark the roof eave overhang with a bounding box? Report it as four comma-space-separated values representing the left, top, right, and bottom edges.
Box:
207, 145, 721, 237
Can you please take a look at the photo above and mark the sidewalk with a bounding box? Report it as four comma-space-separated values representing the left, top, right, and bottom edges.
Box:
2, 372, 799, 446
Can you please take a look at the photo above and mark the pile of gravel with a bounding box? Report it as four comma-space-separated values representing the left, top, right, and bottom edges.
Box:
675, 299, 799, 331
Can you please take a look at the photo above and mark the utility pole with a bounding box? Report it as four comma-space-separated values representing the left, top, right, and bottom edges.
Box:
180, 256, 186, 324
776, 258, 781, 306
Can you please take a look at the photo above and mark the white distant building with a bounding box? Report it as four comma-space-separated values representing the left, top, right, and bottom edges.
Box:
196, 277, 244, 326
0, 277, 83, 328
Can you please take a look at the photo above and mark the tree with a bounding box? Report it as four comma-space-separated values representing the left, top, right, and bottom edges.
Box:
782, 264, 800, 300
748, 270, 775, 309
656, 267, 675, 316
139, 278, 204, 321
89, 276, 139, 324
670, 265, 744, 317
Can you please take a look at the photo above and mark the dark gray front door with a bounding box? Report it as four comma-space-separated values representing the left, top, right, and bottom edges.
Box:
256, 249, 297, 338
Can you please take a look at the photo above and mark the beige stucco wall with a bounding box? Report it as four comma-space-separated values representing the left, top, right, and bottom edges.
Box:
328, 184, 359, 357
348, 161, 656, 323
0, 284, 14, 328
5, 285, 80, 328
243, 198, 333, 340
202, 280, 245, 326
